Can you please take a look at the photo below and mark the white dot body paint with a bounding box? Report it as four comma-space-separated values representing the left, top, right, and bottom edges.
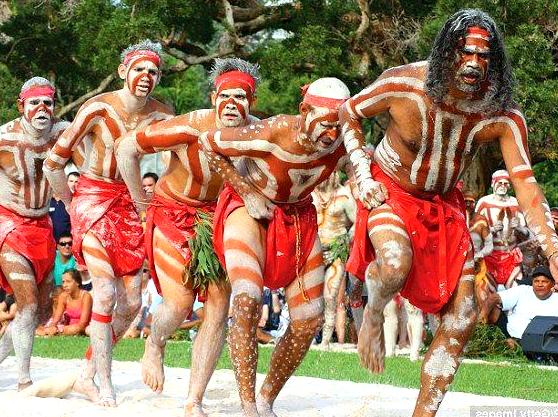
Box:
381, 240, 403, 269
424, 346, 457, 379
442, 295, 475, 331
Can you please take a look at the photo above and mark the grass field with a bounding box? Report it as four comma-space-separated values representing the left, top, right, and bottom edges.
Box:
30, 336, 558, 403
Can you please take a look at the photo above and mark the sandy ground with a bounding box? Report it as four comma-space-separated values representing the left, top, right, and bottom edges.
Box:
0, 356, 554, 417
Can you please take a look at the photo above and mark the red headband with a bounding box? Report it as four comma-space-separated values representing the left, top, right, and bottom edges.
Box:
215, 71, 256, 94
123, 50, 161, 67
303, 93, 347, 110
466, 26, 491, 40
19, 86, 55, 101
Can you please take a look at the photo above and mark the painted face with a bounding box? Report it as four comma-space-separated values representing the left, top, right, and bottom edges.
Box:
216, 87, 252, 127
532, 276, 554, 300
493, 179, 510, 196
125, 59, 160, 97
455, 29, 490, 93
303, 106, 340, 150
22, 95, 54, 131
67, 174, 79, 194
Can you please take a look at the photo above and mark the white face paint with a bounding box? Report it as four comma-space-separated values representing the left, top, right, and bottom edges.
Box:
125, 59, 160, 97
23, 95, 54, 132
303, 106, 340, 149
216, 87, 251, 127
493, 179, 511, 196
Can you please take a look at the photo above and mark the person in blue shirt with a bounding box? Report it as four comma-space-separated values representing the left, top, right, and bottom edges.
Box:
53, 232, 77, 287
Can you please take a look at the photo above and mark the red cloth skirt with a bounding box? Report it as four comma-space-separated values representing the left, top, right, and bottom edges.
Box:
145, 194, 216, 301
213, 184, 318, 290
0, 205, 55, 292
484, 248, 522, 285
346, 165, 471, 313
70, 175, 144, 277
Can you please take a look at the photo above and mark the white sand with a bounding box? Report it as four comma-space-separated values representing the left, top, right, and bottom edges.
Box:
0, 356, 554, 417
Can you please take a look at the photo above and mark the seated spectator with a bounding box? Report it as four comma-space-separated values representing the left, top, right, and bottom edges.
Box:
36, 269, 92, 336
0, 291, 16, 337
49, 171, 80, 241
53, 232, 77, 288
140, 273, 163, 337
479, 265, 558, 348
142, 172, 159, 201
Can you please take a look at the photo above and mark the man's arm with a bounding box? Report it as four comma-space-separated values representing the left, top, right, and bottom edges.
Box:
43, 103, 102, 205
498, 112, 558, 277
200, 122, 275, 219
115, 115, 199, 205
339, 71, 398, 209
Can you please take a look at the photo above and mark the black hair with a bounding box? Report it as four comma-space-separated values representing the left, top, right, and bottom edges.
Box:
426, 9, 514, 114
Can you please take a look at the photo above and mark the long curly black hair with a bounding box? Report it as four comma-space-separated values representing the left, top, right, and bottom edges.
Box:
426, 9, 514, 113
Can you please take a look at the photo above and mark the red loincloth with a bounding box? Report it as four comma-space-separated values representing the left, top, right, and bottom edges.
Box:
70, 175, 144, 277
0, 205, 55, 292
213, 184, 318, 290
145, 194, 216, 301
346, 164, 471, 314
484, 248, 522, 286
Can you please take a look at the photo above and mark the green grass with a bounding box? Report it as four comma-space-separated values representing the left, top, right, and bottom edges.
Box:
31, 336, 558, 403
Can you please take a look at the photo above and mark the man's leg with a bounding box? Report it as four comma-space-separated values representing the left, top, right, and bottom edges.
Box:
143, 227, 195, 393
320, 259, 344, 346
185, 281, 231, 417
112, 273, 142, 340
404, 299, 424, 362
334, 274, 347, 344
0, 245, 39, 389
257, 236, 325, 417
223, 207, 265, 417
358, 204, 412, 373
79, 232, 117, 406
505, 264, 522, 289
413, 251, 476, 417
383, 298, 399, 357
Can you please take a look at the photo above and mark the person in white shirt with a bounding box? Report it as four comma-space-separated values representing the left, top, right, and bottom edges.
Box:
479, 265, 558, 346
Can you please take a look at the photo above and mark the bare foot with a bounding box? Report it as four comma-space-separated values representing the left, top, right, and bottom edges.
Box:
184, 401, 208, 417
257, 395, 278, 417
97, 390, 117, 407
241, 401, 260, 417
18, 380, 32, 391
73, 376, 100, 403
357, 305, 385, 373
142, 335, 165, 393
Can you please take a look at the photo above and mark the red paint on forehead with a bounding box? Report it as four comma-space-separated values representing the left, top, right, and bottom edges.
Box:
467, 26, 490, 39
215, 71, 256, 95
124, 50, 161, 67
19, 86, 55, 101
303, 93, 347, 110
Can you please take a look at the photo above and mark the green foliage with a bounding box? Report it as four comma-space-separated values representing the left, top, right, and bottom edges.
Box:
186, 210, 225, 291
464, 324, 524, 358
534, 160, 558, 207
157, 66, 210, 114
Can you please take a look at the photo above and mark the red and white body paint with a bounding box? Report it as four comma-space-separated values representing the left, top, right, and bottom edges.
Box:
116, 62, 259, 417
0, 80, 66, 389
475, 170, 529, 287
203, 77, 351, 417
339, 19, 558, 417
43, 47, 173, 407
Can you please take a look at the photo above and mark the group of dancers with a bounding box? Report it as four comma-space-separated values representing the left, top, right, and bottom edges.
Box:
1, 8, 558, 417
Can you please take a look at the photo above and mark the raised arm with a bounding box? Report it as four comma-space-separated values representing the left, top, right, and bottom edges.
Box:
339, 71, 396, 208
499, 111, 558, 275
115, 115, 199, 205
200, 122, 275, 219
43, 103, 105, 205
